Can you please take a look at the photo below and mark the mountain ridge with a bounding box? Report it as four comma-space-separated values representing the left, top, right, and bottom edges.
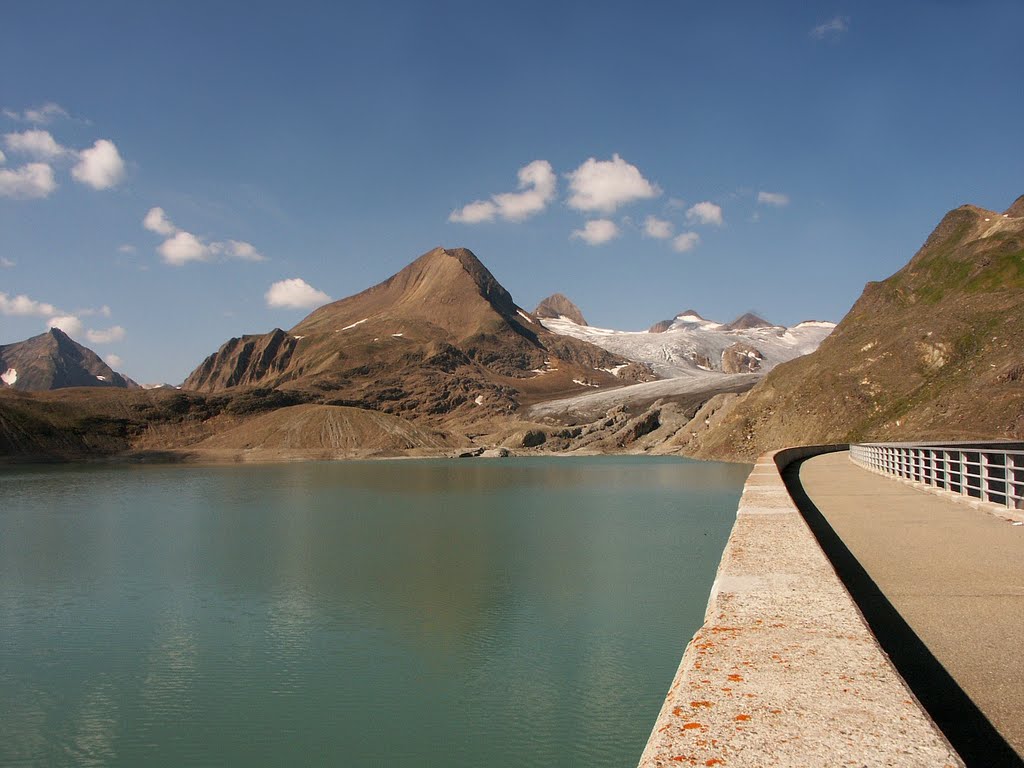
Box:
183, 247, 654, 421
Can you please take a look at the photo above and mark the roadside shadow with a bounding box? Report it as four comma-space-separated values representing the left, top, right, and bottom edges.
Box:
783, 458, 1024, 768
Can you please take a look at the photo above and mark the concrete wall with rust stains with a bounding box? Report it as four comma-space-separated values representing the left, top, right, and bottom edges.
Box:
636, 445, 963, 768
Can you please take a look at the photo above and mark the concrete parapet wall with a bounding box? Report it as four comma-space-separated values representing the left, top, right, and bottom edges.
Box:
637, 445, 963, 767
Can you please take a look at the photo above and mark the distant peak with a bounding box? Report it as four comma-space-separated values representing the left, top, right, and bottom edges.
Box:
725, 312, 772, 330
534, 293, 587, 326
675, 309, 706, 321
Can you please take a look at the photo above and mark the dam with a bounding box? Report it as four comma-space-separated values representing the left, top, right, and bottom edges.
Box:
638, 444, 1024, 767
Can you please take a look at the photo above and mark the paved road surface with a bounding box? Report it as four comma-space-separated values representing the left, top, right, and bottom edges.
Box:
793, 451, 1024, 766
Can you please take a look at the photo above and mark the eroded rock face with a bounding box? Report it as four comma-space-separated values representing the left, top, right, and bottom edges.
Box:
184, 328, 298, 392
721, 343, 764, 373
534, 293, 587, 326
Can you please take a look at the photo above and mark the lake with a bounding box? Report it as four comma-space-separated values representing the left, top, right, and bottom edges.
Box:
0, 455, 749, 767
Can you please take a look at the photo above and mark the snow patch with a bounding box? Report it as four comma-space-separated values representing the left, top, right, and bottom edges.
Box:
1, 368, 17, 386
95, 375, 107, 381
572, 379, 600, 388
516, 310, 534, 325
341, 318, 368, 331
597, 363, 629, 376
293, 335, 305, 340
391, 333, 403, 338
474, 395, 484, 405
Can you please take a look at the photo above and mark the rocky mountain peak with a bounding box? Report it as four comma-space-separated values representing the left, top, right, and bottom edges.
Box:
724, 312, 772, 330
0, 328, 134, 391
534, 293, 587, 325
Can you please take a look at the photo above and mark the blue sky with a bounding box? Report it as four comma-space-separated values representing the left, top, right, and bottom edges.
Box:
1, 0, 1022, 384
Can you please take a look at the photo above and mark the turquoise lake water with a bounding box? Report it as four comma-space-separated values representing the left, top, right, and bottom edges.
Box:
0, 455, 749, 767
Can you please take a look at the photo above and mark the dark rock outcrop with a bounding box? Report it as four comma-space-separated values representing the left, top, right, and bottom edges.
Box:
721, 343, 764, 373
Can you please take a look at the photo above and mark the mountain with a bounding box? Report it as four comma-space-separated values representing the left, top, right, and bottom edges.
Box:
648, 309, 706, 333
687, 196, 1024, 461
541, 310, 834, 379
534, 293, 588, 325
724, 312, 772, 330
0, 328, 136, 391
184, 247, 652, 421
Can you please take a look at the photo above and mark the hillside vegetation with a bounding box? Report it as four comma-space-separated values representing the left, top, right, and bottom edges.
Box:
689, 196, 1024, 461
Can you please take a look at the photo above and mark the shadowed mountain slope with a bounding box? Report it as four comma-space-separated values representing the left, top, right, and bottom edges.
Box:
690, 196, 1024, 461
0, 328, 136, 391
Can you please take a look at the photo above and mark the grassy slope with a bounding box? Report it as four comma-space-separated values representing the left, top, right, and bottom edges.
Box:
691, 202, 1024, 461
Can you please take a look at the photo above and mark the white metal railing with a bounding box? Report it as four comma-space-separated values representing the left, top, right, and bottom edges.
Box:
850, 442, 1024, 510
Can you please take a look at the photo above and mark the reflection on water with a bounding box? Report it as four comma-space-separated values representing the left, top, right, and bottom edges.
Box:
0, 456, 749, 767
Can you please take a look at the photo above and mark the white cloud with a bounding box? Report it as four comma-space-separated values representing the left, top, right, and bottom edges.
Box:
643, 215, 673, 239
143, 206, 178, 235
4, 129, 68, 160
104, 354, 122, 368
216, 240, 266, 262
566, 154, 660, 213
117, 244, 136, 254
72, 139, 125, 189
0, 292, 59, 316
159, 231, 211, 266
0, 162, 56, 199
86, 325, 126, 344
491, 160, 557, 221
449, 200, 497, 224
450, 159, 557, 223
812, 16, 849, 39
571, 219, 620, 246
757, 191, 790, 207
265, 278, 330, 309
144, 207, 266, 265
0, 257, 13, 268
685, 201, 724, 226
47, 315, 83, 337
3, 103, 69, 124
672, 232, 701, 253
0, 150, 5, 164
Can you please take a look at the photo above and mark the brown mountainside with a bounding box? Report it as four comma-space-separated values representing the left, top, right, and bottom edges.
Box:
689, 196, 1024, 461
184, 247, 650, 421
534, 293, 588, 325
0, 328, 136, 391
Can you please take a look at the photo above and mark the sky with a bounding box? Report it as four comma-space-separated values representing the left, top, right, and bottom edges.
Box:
1, 0, 1022, 385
